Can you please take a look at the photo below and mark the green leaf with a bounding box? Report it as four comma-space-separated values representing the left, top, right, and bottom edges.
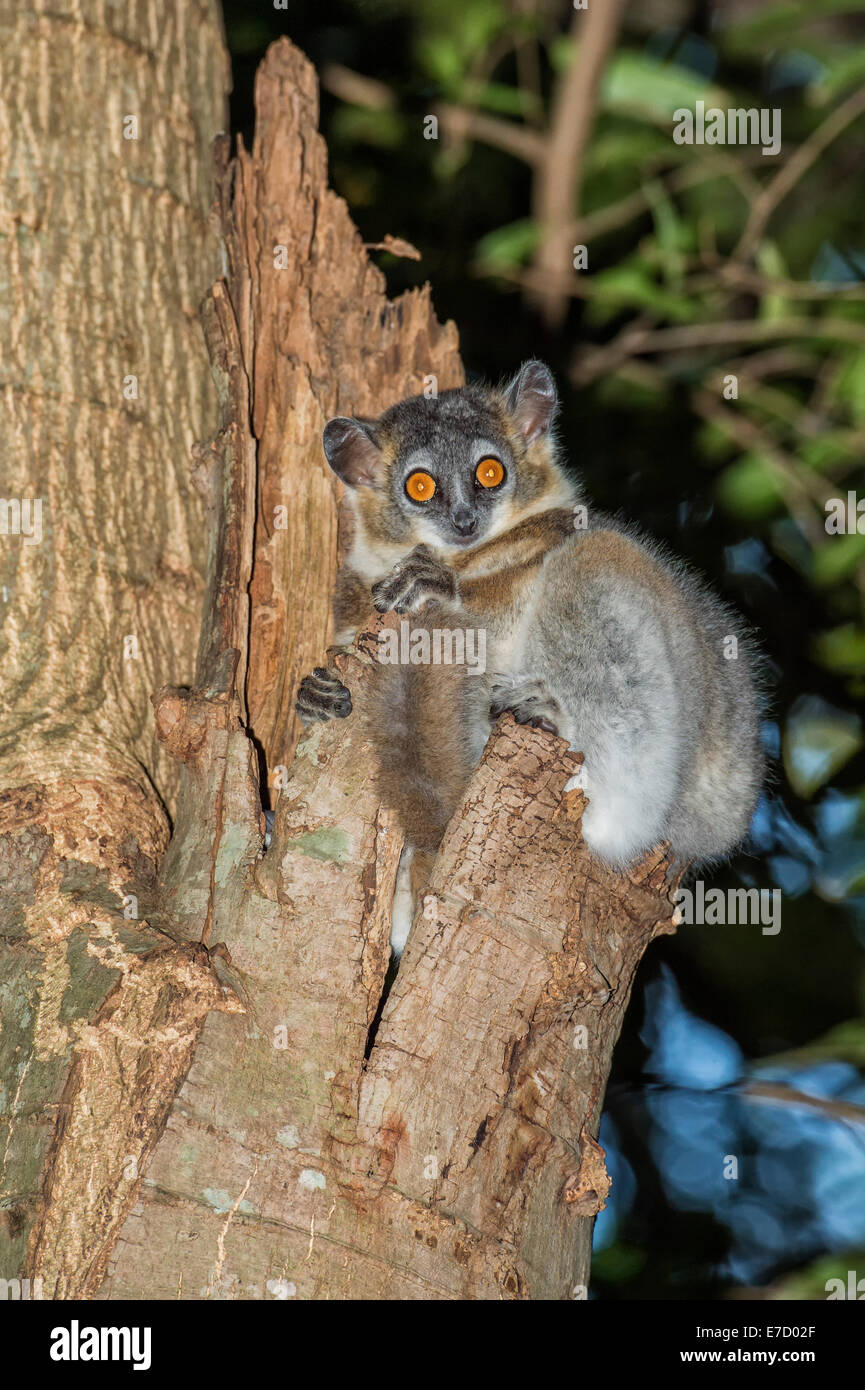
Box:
645, 181, 691, 280
765, 1252, 865, 1302
585, 128, 671, 173
724, 1, 865, 56
415, 0, 506, 87
597, 370, 670, 411
591, 1243, 648, 1284
696, 420, 737, 463
799, 432, 859, 473
812, 532, 865, 587
832, 349, 865, 425
465, 80, 540, 119
584, 264, 696, 325
813, 622, 865, 676
331, 106, 405, 150
548, 34, 575, 74
812, 46, 865, 101
416, 35, 464, 91
600, 53, 728, 123
761, 1018, 865, 1069
716, 454, 785, 519
756, 241, 791, 323
784, 696, 863, 797
225, 16, 271, 54
474, 218, 538, 273
457, 0, 506, 56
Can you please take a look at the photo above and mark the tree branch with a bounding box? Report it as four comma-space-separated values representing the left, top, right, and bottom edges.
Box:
528, 0, 627, 329
735, 85, 865, 261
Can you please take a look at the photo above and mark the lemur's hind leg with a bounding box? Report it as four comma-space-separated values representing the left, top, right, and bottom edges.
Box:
516, 540, 687, 868
489, 674, 563, 736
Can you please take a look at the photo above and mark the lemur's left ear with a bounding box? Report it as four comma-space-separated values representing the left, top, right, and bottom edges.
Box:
504, 360, 557, 443
322, 417, 383, 487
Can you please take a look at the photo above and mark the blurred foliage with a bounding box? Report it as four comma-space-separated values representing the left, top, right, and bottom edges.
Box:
222, 0, 865, 1299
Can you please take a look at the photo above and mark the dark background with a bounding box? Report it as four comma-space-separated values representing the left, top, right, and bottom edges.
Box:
222, 0, 865, 1299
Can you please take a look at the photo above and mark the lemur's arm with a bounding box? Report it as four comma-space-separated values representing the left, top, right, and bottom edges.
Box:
371, 544, 459, 615
297, 504, 575, 724
370, 507, 577, 620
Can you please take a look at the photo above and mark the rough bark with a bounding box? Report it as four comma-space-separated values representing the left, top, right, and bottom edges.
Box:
0, 0, 230, 1283
98, 626, 677, 1301
2, 30, 678, 1301
231, 50, 463, 778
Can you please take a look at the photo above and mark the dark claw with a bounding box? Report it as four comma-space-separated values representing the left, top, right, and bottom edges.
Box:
489, 676, 561, 737
491, 703, 558, 737
312, 666, 344, 687
529, 716, 560, 737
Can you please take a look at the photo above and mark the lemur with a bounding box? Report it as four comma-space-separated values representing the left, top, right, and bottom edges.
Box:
296, 362, 765, 949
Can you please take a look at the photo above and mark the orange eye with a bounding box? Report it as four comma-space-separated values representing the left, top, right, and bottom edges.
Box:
476, 456, 504, 488
405, 471, 436, 502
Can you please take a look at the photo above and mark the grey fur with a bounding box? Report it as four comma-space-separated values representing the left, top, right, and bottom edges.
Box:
517, 513, 766, 866
302, 360, 766, 873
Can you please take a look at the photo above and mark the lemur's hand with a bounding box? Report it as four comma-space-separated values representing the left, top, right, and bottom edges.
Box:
371, 544, 458, 615
296, 667, 353, 724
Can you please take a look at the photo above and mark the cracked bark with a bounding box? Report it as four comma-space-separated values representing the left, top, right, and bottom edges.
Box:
0, 0, 230, 1287
1, 31, 678, 1301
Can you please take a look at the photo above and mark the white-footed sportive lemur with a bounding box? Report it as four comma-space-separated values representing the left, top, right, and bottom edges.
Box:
296, 361, 765, 949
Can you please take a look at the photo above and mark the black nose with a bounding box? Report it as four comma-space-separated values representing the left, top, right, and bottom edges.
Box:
451, 507, 477, 537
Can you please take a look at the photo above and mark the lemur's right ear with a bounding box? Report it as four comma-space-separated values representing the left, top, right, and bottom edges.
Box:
322, 417, 383, 487
504, 360, 557, 443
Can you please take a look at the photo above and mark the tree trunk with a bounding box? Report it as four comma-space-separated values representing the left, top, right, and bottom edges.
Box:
0, 0, 230, 1287
1, 29, 678, 1301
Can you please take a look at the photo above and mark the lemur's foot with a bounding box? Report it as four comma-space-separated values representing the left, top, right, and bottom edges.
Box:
296, 667, 353, 724
371, 544, 457, 615
529, 716, 560, 735
490, 675, 562, 737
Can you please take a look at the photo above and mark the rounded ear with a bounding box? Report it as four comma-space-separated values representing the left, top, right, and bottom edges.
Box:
322, 417, 383, 487
504, 360, 557, 443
